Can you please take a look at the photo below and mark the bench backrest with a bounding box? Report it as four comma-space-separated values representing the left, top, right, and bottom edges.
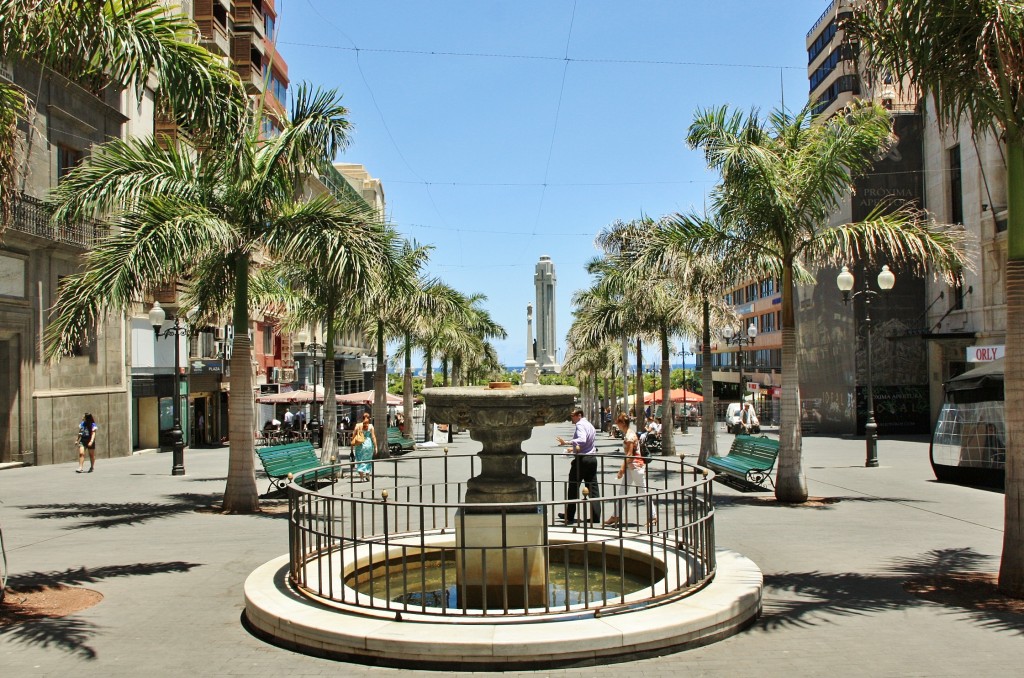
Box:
257, 442, 318, 475
728, 436, 779, 465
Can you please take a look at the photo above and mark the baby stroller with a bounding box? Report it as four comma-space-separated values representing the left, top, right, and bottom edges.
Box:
640, 432, 662, 460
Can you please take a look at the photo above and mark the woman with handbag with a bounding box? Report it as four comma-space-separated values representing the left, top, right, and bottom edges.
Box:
604, 413, 657, 529
351, 412, 375, 482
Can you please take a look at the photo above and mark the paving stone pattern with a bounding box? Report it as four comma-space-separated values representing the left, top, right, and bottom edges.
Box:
1, 424, 1022, 676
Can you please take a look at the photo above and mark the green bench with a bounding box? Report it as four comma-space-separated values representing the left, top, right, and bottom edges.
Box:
706, 434, 780, 490
387, 426, 416, 455
256, 441, 321, 495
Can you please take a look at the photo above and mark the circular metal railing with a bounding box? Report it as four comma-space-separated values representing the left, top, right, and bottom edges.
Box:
286, 452, 716, 618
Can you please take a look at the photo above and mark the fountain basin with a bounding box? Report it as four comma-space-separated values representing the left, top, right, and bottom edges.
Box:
244, 544, 762, 668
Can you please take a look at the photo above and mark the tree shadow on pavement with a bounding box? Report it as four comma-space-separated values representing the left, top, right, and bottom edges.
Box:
760, 547, 1024, 635
0, 561, 201, 659
20, 491, 289, 528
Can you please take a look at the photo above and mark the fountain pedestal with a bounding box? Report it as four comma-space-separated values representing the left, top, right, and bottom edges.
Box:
423, 384, 577, 610
455, 510, 547, 609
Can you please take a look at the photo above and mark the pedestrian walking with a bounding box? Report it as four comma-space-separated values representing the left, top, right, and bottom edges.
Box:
604, 413, 656, 528
76, 413, 98, 473
556, 407, 600, 525
351, 412, 375, 482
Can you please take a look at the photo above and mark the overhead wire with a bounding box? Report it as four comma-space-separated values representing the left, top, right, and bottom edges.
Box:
276, 41, 805, 72
532, 0, 578, 236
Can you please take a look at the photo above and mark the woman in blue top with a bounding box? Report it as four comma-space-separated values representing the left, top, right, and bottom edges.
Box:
77, 413, 98, 473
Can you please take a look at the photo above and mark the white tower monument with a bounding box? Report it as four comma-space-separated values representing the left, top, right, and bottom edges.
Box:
534, 255, 560, 373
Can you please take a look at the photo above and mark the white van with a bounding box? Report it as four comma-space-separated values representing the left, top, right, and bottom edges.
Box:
725, 403, 744, 434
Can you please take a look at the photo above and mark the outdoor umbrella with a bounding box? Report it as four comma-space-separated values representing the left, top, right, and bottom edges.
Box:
336, 389, 403, 406
646, 388, 704, 404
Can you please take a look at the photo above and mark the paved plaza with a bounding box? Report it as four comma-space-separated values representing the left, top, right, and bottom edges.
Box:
1, 422, 1021, 676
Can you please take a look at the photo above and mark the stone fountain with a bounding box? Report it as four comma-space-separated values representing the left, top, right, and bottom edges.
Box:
422, 382, 576, 608
243, 380, 763, 668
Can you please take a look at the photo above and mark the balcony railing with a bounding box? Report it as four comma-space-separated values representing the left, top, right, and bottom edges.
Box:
9, 192, 104, 248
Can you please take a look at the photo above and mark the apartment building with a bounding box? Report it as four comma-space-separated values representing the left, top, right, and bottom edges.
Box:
287, 164, 384, 428
0, 3, 305, 464
127, 0, 295, 452
699, 278, 784, 421
795, 0, 1004, 436
918, 109, 1007, 415
797, 0, 933, 436
1, 56, 133, 465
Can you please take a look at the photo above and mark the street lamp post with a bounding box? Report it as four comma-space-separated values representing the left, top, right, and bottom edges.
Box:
297, 329, 326, 447
836, 264, 896, 468
721, 321, 758, 402
149, 301, 187, 476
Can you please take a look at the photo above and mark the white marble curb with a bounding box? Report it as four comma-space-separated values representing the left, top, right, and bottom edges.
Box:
244, 548, 762, 668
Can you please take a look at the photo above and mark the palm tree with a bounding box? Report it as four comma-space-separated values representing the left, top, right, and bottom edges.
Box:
570, 255, 655, 446
0, 0, 244, 229
451, 293, 507, 386
595, 219, 703, 457
630, 219, 738, 466
358, 242, 467, 457
848, 0, 1024, 600
256, 218, 410, 464
563, 335, 618, 426
43, 84, 389, 513
393, 281, 468, 444
679, 101, 969, 502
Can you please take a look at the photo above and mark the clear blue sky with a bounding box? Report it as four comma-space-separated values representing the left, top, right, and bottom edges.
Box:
276, 0, 827, 367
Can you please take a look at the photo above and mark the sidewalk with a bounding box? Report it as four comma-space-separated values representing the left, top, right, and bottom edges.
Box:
1, 425, 1021, 676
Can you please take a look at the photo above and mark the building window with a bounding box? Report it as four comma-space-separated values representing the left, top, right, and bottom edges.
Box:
56, 145, 83, 183
262, 324, 272, 355
271, 73, 288, 107
949, 145, 963, 225
261, 116, 281, 138
264, 13, 275, 38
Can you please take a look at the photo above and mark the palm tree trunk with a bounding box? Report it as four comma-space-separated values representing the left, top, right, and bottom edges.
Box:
442, 356, 449, 386
660, 324, 674, 455
403, 333, 414, 442
223, 254, 258, 512
621, 335, 629, 416
320, 305, 338, 464
423, 344, 434, 440
603, 367, 610, 428
775, 260, 807, 502
635, 337, 644, 425
698, 298, 717, 466
374, 320, 388, 458
999, 140, 1024, 596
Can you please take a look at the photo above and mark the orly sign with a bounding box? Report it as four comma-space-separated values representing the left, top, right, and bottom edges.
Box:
966, 345, 1004, 362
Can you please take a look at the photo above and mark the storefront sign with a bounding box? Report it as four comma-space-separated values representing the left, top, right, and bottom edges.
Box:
966, 345, 1004, 362
190, 359, 223, 375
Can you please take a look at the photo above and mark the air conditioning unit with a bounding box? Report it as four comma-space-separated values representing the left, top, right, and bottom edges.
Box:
0, 60, 13, 83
